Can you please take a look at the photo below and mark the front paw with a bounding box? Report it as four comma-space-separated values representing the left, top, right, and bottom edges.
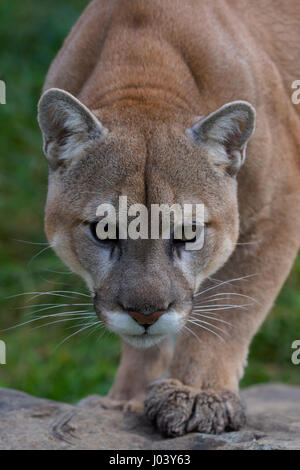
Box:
144, 379, 246, 437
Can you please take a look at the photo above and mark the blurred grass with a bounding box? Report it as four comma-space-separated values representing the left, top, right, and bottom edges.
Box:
0, 0, 299, 403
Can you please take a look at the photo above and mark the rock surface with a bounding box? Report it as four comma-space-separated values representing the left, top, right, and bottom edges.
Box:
0, 384, 299, 450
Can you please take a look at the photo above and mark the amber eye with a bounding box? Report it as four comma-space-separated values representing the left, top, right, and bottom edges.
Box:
90, 221, 119, 244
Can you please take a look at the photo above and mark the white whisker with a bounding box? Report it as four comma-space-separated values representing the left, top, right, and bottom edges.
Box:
96, 328, 107, 343
1, 310, 94, 332
207, 292, 259, 305
193, 274, 257, 298
65, 319, 101, 331
26, 304, 93, 316
42, 269, 73, 275
188, 318, 230, 336
193, 297, 242, 305
7, 290, 91, 302
32, 315, 96, 330
12, 239, 50, 246
17, 302, 93, 311
33, 290, 90, 298
7, 292, 76, 300
192, 303, 249, 310
192, 304, 251, 312
55, 322, 100, 350
27, 245, 53, 266
190, 314, 233, 327
183, 325, 202, 345
187, 320, 226, 342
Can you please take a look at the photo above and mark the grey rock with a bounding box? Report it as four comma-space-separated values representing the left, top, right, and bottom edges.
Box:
0, 384, 299, 450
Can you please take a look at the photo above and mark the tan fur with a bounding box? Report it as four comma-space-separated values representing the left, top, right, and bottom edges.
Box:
38, 0, 300, 436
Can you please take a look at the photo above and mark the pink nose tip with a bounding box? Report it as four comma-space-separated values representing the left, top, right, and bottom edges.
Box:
128, 310, 165, 325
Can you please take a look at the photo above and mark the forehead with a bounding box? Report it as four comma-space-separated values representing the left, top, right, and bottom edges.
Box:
55, 126, 225, 217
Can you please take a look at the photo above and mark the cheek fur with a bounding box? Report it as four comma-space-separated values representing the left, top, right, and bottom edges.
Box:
196, 234, 236, 289
51, 232, 94, 290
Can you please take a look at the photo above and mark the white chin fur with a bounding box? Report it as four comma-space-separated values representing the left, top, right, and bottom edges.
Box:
121, 334, 166, 349
104, 309, 184, 349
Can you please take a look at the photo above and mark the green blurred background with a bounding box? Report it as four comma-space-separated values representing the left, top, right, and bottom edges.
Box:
0, 0, 299, 403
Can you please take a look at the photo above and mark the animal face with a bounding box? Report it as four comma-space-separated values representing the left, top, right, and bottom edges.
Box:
38, 89, 255, 348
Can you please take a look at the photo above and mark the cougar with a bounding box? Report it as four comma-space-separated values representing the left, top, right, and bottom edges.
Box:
37, 0, 300, 436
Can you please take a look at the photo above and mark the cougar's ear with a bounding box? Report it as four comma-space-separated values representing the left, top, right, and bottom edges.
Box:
187, 101, 256, 176
38, 88, 105, 169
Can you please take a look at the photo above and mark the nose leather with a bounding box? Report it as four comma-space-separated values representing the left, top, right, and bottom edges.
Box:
128, 310, 165, 325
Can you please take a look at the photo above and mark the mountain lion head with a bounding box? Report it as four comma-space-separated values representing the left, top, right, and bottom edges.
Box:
38, 88, 255, 348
